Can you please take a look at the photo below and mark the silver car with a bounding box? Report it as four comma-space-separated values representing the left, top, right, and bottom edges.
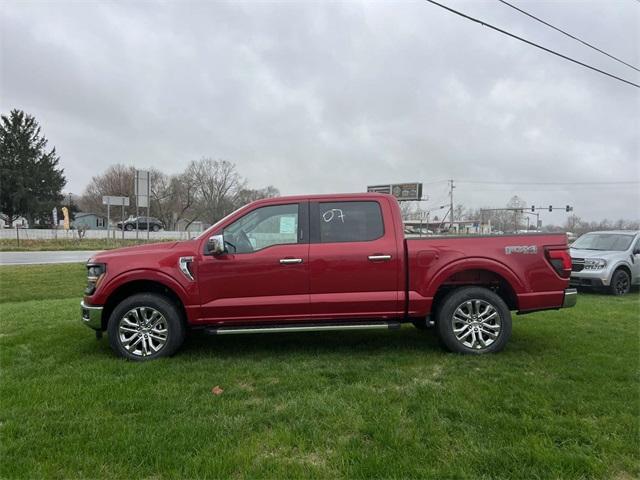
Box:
570, 230, 640, 295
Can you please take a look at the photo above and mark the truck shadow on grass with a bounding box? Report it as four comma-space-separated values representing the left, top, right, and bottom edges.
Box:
180, 328, 441, 358
175, 326, 557, 359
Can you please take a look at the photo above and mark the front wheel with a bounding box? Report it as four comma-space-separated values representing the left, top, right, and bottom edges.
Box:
125, 223, 134, 231
152, 224, 160, 232
436, 287, 512, 354
609, 269, 631, 296
107, 293, 185, 361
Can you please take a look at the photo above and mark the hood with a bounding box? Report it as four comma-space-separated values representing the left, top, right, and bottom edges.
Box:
570, 248, 623, 260
89, 241, 180, 262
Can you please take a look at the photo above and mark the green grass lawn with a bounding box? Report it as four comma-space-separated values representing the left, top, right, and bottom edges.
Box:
1, 265, 639, 479
0, 238, 177, 252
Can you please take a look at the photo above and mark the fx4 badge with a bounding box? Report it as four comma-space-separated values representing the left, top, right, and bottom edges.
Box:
505, 245, 538, 255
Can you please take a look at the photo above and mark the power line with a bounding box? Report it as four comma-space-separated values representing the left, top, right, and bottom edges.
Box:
497, 0, 640, 72
456, 180, 639, 185
424, 0, 640, 89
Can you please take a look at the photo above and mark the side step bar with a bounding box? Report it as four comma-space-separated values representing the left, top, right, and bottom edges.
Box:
205, 321, 401, 336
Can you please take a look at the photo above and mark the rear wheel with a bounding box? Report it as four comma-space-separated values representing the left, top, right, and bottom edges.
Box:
436, 287, 511, 354
609, 269, 631, 296
107, 293, 185, 361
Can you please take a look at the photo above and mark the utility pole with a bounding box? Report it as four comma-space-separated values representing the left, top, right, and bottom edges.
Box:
449, 179, 455, 230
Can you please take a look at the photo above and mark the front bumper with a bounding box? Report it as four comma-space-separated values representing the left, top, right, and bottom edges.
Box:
562, 288, 578, 308
81, 301, 103, 330
570, 269, 610, 287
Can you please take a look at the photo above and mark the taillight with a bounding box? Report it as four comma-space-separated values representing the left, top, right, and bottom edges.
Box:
545, 247, 571, 278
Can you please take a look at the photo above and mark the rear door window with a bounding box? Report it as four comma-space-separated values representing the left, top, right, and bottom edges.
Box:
318, 201, 384, 243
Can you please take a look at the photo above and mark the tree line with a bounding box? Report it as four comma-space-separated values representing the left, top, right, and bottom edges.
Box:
78, 161, 279, 230
401, 195, 639, 234
1, 108, 637, 234
0, 108, 278, 229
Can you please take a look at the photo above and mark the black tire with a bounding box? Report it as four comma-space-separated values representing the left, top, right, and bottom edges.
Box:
152, 224, 160, 232
125, 223, 134, 231
436, 287, 512, 354
107, 293, 185, 361
609, 269, 631, 296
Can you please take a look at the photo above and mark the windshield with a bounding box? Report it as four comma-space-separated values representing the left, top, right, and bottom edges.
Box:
572, 233, 634, 251
196, 205, 246, 240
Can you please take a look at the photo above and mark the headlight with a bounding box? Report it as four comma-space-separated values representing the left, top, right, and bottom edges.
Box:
584, 258, 607, 270
85, 263, 106, 295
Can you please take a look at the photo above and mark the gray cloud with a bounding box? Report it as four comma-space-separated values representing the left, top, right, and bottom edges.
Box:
2, 0, 638, 222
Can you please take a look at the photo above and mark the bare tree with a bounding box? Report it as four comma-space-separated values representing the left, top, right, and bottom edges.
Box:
150, 169, 175, 228
188, 158, 245, 224
235, 186, 280, 206
79, 164, 136, 216
506, 195, 527, 231
453, 203, 467, 222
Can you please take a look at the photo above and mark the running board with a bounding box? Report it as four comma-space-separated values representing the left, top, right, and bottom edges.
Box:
205, 321, 401, 336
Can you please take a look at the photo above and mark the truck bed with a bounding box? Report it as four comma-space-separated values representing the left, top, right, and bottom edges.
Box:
405, 233, 570, 317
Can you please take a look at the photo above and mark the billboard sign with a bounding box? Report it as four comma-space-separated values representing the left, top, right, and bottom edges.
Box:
367, 183, 423, 201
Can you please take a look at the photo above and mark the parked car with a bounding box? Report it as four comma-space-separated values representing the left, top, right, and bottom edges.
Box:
116, 216, 164, 232
81, 193, 576, 361
570, 230, 640, 295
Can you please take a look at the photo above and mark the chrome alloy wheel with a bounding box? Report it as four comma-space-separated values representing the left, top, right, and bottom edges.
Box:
451, 299, 502, 350
118, 306, 169, 357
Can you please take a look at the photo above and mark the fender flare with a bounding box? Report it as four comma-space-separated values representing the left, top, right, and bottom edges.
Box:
423, 257, 525, 297
101, 268, 191, 305
610, 261, 633, 279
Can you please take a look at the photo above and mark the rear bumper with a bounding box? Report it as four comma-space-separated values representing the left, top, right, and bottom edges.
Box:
81, 301, 103, 330
562, 288, 578, 308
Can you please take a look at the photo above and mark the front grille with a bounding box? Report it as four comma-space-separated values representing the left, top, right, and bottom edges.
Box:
571, 258, 585, 272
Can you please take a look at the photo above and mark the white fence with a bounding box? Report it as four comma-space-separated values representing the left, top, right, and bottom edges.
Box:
0, 228, 203, 241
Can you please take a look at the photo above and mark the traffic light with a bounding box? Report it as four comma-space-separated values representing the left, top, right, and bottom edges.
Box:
548, 205, 553, 212
531, 206, 535, 212
566, 205, 573, 212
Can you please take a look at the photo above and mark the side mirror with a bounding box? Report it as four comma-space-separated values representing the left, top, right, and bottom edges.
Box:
634, 248, 640, 255
207, 234, 225, 255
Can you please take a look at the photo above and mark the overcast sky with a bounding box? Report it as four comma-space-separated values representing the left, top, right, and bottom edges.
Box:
1, 0, 639, 222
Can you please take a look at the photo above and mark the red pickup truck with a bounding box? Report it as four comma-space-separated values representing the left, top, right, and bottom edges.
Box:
81, 193, 576, 360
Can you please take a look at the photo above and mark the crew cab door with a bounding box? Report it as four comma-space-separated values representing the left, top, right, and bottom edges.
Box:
308, 199, 402, 320
197, 202, 310, 323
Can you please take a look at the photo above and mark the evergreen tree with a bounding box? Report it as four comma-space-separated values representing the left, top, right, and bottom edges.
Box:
0, 109, 66, 226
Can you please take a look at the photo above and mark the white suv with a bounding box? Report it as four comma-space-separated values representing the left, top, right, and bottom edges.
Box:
570, 231, 640, 295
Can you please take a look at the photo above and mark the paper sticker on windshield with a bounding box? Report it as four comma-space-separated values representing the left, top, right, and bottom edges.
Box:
505, 245, 537, 255
280, 216, 297, 234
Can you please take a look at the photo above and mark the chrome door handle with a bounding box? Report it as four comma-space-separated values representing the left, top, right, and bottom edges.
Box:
280, 258, 303, 264
368, 254, 392, 261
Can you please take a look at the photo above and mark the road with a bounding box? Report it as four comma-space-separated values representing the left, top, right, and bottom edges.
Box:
0, 250, 103, 266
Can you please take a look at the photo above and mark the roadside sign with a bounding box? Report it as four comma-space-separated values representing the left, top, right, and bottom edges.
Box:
102, 196, 130, 206
135, 170, 151, 240
367, 183, 423, 201
134, 171, 150, 197
102, 196, 130, 240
